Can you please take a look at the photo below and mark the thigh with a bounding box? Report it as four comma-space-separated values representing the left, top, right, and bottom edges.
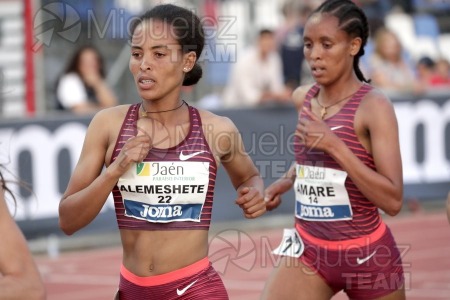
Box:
261, 256, 334, 300
344, 227, 405, 300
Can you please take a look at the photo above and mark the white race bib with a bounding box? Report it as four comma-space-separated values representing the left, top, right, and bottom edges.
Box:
272, 228, 304, 258
117, 161, 210, 223
294, 164, 352, 221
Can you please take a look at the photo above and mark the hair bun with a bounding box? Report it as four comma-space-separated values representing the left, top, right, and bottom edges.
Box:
182, 63, 202, 86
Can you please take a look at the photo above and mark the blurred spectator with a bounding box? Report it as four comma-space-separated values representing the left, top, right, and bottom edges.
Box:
416, 56, 436, 87
222, 29, 292, 108
416, 56, 450, 89
56, 45, 118, 114
429, 58, 450, 87
276, 1, 312, 90
366, 28, 423, 94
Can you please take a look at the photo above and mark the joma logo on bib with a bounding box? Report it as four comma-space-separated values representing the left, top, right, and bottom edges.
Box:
140, 204, 183, 219
299, 205, 335, 218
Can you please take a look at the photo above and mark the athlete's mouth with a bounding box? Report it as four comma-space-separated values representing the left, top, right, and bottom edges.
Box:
139, 79, 155, 84
312, 67, 325, 72
137, 73, 156, 84
311, 66, 327, 77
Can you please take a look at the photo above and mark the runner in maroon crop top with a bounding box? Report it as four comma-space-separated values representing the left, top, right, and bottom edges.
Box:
58, 4, 266, 299
262, 1, 405, 299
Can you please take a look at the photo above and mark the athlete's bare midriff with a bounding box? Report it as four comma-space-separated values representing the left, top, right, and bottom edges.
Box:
120, 229, 208, 276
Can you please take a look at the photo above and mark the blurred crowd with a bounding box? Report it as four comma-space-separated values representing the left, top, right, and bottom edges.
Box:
202, 0, 450, 109
48, 0, 450, 113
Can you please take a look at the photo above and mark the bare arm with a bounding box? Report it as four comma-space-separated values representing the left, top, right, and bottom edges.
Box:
264, 163, 296, 211
214, 116, 266, 218
0, 189, 45, 300
59, 109, 151, 234
264, 85, 310, 211
298, 92, 403, 215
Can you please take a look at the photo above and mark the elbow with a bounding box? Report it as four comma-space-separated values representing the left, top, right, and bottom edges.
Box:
59, 218, 76, 236
385, 204, 401, 217
58, 201, 76, 235
58, 212, 76, 236
385, 193, 403, 217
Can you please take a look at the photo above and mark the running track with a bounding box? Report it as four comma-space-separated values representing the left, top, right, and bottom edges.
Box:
36, 212, 450, 299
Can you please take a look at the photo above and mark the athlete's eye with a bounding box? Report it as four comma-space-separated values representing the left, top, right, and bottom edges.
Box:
132, 52, 142, 58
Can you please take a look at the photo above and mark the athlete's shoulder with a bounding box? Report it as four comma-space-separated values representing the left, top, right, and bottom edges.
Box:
196, 108, 238, 134
91, 104, 131, 121
359, 85, 394, 111
358, 85, 397, 127
292, 83, 316, 109
87, 105, 133, 134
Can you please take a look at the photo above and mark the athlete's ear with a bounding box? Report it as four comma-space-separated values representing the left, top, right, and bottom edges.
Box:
350, 37, 362, 56
183, 51, 196, 72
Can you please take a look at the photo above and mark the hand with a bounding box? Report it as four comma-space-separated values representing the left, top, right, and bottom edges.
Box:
296, 107, 337, 151
82, 71, 103, 88
264, 177, 293, 211
235, 187, 266, 218
110, 134, 152, 177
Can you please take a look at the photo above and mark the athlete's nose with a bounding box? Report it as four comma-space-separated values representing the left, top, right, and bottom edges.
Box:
310, 45, 322, 60
140, 55, 153, 71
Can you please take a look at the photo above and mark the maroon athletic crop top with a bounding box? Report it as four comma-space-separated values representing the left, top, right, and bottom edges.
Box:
294, 83, 382, 240
111, 103, 217, 231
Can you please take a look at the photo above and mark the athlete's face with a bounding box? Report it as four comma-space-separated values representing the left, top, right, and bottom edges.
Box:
129, 19, 196, 102
303, 13, 361, 85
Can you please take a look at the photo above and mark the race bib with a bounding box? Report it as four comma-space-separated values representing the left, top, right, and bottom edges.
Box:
117, 161, 209, 223
272, 228, 304, 258
294, 164, 352, 221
